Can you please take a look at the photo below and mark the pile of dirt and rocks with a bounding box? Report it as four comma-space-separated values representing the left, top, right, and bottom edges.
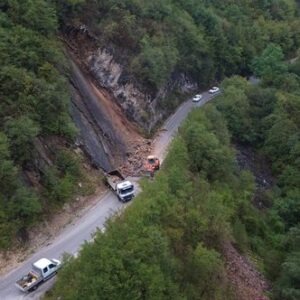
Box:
120, 138, 153, 177
223, 241, 270, 300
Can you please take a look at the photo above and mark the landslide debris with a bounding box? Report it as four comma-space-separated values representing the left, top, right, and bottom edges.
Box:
223, 241, 270, 300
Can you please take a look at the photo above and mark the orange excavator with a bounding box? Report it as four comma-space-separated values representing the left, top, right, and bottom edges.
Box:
144, 155, 160, 177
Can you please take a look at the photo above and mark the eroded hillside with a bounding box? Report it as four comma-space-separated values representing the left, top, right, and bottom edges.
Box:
64, 26, 197, 133
1, 0, 300, 270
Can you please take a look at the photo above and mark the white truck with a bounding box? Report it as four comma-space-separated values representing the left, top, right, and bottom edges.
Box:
106, 170, 135, 202
15, 258, 61, 292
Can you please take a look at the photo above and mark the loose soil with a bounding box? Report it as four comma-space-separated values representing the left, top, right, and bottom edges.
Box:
223, 240, 270, 300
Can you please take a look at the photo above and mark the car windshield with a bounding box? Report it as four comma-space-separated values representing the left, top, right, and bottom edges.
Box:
148, 158, 155, 164
120, 186, 134, 194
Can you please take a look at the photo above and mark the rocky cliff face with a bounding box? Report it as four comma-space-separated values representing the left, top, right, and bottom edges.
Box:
69, 58, 137, 172
87, 48, 153, 130
64, 27, 197, 171
65, 27, 197, 132
87, 47, 197, 132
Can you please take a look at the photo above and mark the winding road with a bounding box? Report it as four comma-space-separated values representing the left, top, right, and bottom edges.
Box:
0, 91, 217, 300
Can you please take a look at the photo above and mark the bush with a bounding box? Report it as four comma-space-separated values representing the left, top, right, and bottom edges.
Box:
232, 218, 248, 253
43, 166, 77, 203
185, 243, 225, 299
47, 106, 243, 300
5, 116, 40, 165
56, 149, 82, 178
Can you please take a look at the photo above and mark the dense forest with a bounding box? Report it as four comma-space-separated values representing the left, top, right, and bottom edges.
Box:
215, 53, 300, 299
0, 0, 93, 250
46, 104, 245, 300
1, 0, 300, 250
47, 59, 300, 299
61, 0, 300, 92
46, 1, 300, 299
1, 1, 300, 298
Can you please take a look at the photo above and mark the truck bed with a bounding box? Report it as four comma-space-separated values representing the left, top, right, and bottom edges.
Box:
15, 271, 42, 292
106, 170, 125, 189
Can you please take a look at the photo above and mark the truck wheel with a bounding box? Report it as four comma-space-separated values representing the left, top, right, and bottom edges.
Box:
29, 285, 38, 292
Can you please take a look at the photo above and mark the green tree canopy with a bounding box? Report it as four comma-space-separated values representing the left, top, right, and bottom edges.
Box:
252, 43, 288, 84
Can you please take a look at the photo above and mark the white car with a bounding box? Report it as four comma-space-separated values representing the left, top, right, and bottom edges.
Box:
209, 86, 220, 94
192, 94, 203, 102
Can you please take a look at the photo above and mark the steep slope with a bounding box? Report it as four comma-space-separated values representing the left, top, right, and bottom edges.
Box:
70, 57, 129, 171
63, 26, 197, 133
59, 0, 300, 131
69, 54, 153, 172
45, 103, 271, 300
1, 1, 300, 287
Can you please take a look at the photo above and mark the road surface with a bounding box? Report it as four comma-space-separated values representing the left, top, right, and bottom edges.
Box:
0, 91, 218, 300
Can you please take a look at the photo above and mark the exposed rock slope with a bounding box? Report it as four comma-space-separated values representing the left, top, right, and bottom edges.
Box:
65, 26, 197, 133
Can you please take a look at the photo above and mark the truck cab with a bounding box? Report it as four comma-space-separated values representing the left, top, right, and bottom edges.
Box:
33, 258, 60, 279
116, 180, 134, 202
106, 170, 135, 202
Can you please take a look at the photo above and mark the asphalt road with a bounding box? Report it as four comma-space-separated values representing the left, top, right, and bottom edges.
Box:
0, 90, 218, 300
153, 91, 215, 160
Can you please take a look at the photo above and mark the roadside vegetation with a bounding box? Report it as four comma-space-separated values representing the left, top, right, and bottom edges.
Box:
0, 0, 95, 250
1, 5, 300, 300
46, 104, 245, 299
215, 51, 300, 299
46, 53, 300, 298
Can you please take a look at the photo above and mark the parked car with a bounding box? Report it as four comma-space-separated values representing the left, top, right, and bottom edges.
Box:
192, 94, 203, 102
209, 86, 220, 94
